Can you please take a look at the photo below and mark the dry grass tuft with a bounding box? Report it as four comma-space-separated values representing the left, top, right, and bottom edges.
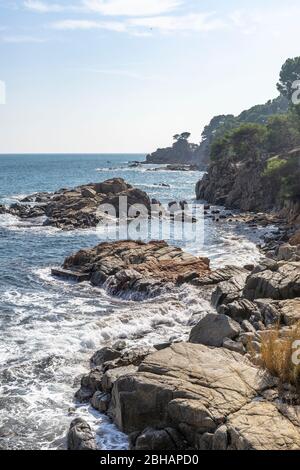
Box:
259, 322, 300, 389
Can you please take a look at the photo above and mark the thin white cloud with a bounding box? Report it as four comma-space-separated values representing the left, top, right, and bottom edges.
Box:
78, 67, 164, 81
129, 13, 226, 33
2, 34, 47, 43
23, 0, 67, 12
50, 12, 226, 35
52, 19, 126, 32
83, 0, 182, 17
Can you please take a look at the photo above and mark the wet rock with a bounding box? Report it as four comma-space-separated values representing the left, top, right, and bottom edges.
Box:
58, 240, 210, 299
91, 392, 111, 413
7, 178, 153, 230
67, 418, 97, 450
91, 347, 122, 367
189, 314, 241, 347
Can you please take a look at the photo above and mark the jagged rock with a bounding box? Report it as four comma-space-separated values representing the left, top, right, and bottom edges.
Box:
277, 299, 300, 326
7, 178, 153, 230
219, 299, 259, 323
243, 262, 300, 300
222, 338, 245, 355
277, 244, 300, 262
109, 343, 276, 442
54, 240, 210, 299
91, 392, 111, 413
227, 401, 300, 450
134, 427, 182, 450
91, 347, 122, 367
75, 367, 103, 402
212, 425, 228, 450
212, 273, 248, 309
67, 418, 97, 450
103, 365, 137, 393
194, 266, 248, 286
189, 314, 241, 347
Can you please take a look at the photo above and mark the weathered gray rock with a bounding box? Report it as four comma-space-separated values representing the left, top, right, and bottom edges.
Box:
219, 299, 259, 323
110, 343, 275, 440
227, 401, 300, 450
67, 418, 97, 450
91, 347, 121, 367
212, 425, 228, 450
243, 262, 300, 300
134, 427, 182, 450
222, 338, 245, 355
212, 273, 248, 309
189, 314, 241, 347
91, 392, 111, 413
103, 365, 137, 393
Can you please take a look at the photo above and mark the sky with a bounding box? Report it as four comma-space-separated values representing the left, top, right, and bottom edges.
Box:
0, 0, 300, 154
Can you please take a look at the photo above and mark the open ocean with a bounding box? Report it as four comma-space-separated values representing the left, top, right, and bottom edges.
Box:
0, 154, 269, 449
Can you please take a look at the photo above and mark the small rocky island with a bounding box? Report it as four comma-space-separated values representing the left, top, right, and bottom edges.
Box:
0, 178, 151, 230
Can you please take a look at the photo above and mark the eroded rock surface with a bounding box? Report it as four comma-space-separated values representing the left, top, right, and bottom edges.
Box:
109, 343, 276, 443
5, 178, 152, 230
53, 240, 210, 299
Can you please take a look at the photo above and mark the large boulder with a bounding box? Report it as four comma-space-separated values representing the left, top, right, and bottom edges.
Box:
109, 343, 275, 442
189, 314, 241, 347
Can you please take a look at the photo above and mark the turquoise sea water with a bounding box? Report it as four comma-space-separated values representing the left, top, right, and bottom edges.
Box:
0, 154, 268, 449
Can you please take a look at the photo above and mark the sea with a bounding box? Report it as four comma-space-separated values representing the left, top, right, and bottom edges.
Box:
0, 154, 270, 449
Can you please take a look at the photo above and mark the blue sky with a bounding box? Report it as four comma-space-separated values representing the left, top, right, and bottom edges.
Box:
0, 0, 300, 153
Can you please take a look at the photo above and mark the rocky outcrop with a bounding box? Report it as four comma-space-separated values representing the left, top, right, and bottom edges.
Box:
5, 178, 152, 230
52, 240, 210, 299
196, 159, 277, 211
146, 138, 200, 166
243, 262, 300, 301
109, 342, 281, 449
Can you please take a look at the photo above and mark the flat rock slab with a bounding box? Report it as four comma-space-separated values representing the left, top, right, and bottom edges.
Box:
51, 268, 90, 283
110, 342, 276, 437
57, 240, 210, 298
227, 401, 300, 450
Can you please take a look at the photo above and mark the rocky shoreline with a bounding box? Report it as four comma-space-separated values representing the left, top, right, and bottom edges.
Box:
5, 173, 299, 450
59, 210, 300, 450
